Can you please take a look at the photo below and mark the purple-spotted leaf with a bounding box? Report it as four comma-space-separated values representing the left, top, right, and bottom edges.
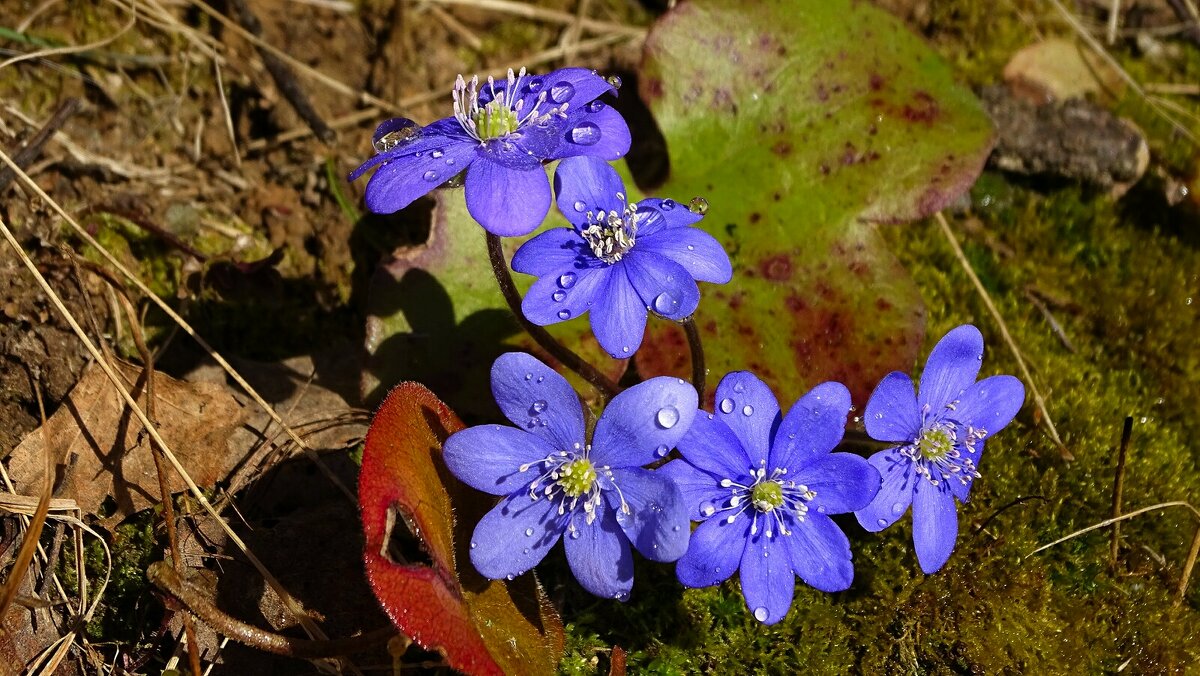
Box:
633, 0, 993, 405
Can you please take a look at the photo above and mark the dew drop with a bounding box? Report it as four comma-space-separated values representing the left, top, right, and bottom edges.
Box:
733, 382, 745, 393
877, 518, 888, 527
372, 117, 420, 152
660, 199, 676, 211
527, 77, 544, 92
569, 529, 580, 539
688, 196, 709, 215
569, 121, 601, 146
552, 290, 567, 302
530, 399, 547, 414
606, 74, 623, 90
656, 406, 680, 429
549, 81, 575, 103
557, 309, 571, 320
523, 547, 529, 554
470, 541, 477, 549
652, 291, 678, 314
430, 149, 444, 158
586, 100, 605, 113
524, 373, 532, 381
655, 444, 669, 458
672, 525, 681, 532
719, 398, 735, 414
422, 170, 438, 181
816, 505, 826, 513
700, 502, 716, 517
742, 404, 754, 416
524, 527, 534, 537
891, 502, 905, 515
622, 346, 630, 354
445, 158, 456, 166
506, 574, 514, 581
572, 200, 586, 212
753, 607, 769, 622
687, 245, 695, 251
558, 272, 577, 288
537, 376, 544, 383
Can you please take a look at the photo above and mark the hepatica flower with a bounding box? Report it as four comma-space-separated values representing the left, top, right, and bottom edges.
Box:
661, 372, 881, 625
854, 324, 1025, 573
350, 67, 631, 237
443, 352, 696, 599
511, 156, 732, 358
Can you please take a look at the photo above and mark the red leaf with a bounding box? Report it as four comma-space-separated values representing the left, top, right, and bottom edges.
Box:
359, 382, 564, 675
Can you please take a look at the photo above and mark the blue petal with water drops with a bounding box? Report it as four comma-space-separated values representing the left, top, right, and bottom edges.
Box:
591, 375, 698, 468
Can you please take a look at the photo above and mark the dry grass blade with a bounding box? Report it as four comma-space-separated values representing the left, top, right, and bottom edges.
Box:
0, 217, 349, 666
0, 378, 54, 622
0, 1, 136, 70
1029, 500, 1200, 554
935, 212, 1072, 460
428, 0, 646, 37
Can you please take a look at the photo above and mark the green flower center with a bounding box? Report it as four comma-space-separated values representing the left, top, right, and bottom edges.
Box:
472, 99, 520, 140
918, 427, 954, 460
558, 458, 597, 498
750, 480, 785, 511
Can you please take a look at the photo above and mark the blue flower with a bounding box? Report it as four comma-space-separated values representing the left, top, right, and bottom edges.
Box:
442, 352, 696, 599
350, 67, 631, 237
661, 372, 881, 625
853, 324, 1025, 573
511, 156, 732, 358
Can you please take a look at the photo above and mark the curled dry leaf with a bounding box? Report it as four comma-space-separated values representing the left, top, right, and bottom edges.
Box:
359, 381, 564, 676
7, 359, 246, 521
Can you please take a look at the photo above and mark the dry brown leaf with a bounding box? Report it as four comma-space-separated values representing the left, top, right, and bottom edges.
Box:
7, 359, 246, 520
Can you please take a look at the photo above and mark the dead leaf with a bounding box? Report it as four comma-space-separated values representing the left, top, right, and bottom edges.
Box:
7, 359, 246, 520
1003, 38, 1124, 103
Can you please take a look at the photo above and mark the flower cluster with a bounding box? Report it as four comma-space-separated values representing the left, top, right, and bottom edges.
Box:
354, 66, 1025, 625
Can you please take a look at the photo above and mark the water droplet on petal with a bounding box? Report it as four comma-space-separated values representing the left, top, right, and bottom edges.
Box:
570, 121, 601, 146
700, 502, 716, 517
742, 404, 754, 416
687, 245, 695, 251
877, 518, 888, 527
816, 505, 826, 513
586, 100, 605, 113
622, 346, 630, 354
606, 74, 623, 90
550, 81, 575, 103
372, 117, 421, 152
552, 290, 567, 302
422, 170, 438, 181
524, 527, 534, 537
470, 541, 477, 549
672, 525, 681, 532
656, 406, 680, 429
688, 197, 709, 215
655, 444, 669, 457
558, 272, 577, 288
557, 309, 571, 320
891, 502, 906, 515
524, 373, 532, 381
753, 607, 769, 622
530, 399, 547, 414
733, 382, 745, 393
719, 398, 735, 414
652, 292, 678, 315
569, 529, 580, 539
528, 77, 544, 92
572, 200, 586, 212
660, 199, 676, 211
430, 149, 444, 159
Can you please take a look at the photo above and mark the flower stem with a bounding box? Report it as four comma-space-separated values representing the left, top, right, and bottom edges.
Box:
486, 233, 620, 400
681, 315, 706, 402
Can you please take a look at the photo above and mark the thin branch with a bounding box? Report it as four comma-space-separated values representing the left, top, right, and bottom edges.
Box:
1110, 416, 1133, 569
681, 316, 705, 402
1029, 501, 1200, 555
0, 97, 80, 192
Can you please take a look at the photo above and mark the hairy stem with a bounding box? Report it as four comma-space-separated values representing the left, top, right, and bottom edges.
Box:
486, 233, 619, 399
681, 316, 705, 402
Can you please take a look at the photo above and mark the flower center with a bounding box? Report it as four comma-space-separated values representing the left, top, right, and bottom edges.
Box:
917, 427, 954, 460
451, 67, 565, 143
557, 458, 597, 498
581, 194, 640, 264
702, 464, 817, 538
900, 420, 987, 487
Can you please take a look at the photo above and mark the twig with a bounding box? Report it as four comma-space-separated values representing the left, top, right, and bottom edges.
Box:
973, 494, 1048, 536
1029, 501, 1200, 555
147, 562, 397, 658
225, 0, 336, 144
935, 212, 1072, 460
1110, 416, 1133, 569
0, 97, 80, 192
485, 233, 620, 400
1177, 525, 1200, 608
1024, 289, 1076, 353
427, 0, 646, 38
681, 316, 705, 402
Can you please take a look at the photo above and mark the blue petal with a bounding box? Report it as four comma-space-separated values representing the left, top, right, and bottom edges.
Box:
520, 264, 610, 326
865, 371, 922, 443
676, 411, 757, 483
470, 491, 565, 580
770, 381, 851, 472
564, 499, 634, 599
606, 467, 689, 562
713, 372, 781, 468
511, 228, 589, 277
349, 118, 468, 182
443, 425, 557, 496
739, 532, 794, 625
658, 459, 728, 522
781, 512, 854, 592
589, 265, 648, 358
549, 106, 631, 161
553, 156, 627, 229
791, 453, 881, 515
592, 376, 698, 468
465, 160, 551, 236
912, 480, 959, 574
675, 516, 744, 588
953, 375, 1025, 439
636, 226, 732, 284
536, 67, 617, 109
622, 251, 700, 320
491, 352, 585, 450
948, 444, 980, 503
362, 138, 477, 214
854, 448, 917, 532
918, 324, 984, 413
632, 198, 703, 238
